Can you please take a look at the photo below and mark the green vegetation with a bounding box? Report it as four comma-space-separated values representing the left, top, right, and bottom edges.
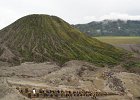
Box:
94, 36, 140, 44
123, 61, 140, 69
0, 14, 129, 65
74, 20, 140, 36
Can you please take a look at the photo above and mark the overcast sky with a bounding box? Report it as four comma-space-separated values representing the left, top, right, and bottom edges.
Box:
0, 0, 140, 29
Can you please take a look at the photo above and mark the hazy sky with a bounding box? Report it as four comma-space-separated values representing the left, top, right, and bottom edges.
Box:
0, 0, 140, 29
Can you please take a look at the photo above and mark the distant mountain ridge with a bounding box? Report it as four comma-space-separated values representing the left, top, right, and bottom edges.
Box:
74, 20, 140, 36
0, 15, 128, 65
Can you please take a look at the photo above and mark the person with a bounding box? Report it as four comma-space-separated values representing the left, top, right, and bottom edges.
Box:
28, 92, 32, 98
16, 87, 19, 90
25, 88, 28, 93
33, 88, 36, 96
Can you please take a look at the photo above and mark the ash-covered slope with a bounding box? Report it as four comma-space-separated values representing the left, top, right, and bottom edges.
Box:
0, 61, 140, 100
0, 14, 127, 65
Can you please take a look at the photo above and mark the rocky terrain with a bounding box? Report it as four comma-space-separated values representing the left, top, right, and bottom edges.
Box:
0, 60, 140, 100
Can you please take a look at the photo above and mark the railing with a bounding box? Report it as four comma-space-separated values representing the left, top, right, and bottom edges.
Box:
16, 87, 119, 99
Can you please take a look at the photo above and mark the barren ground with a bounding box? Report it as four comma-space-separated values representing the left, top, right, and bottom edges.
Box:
0, 60, 140, 100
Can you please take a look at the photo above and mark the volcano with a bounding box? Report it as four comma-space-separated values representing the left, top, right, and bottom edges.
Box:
0, 14, 127, 65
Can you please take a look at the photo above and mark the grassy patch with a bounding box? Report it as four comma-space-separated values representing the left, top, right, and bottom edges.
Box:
123, 61, 140, 69
94, 36, 140, 44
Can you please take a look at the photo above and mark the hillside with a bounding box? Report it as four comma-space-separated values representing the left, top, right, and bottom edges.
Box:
0, 14, 128, 65
74, 20, 140, 36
